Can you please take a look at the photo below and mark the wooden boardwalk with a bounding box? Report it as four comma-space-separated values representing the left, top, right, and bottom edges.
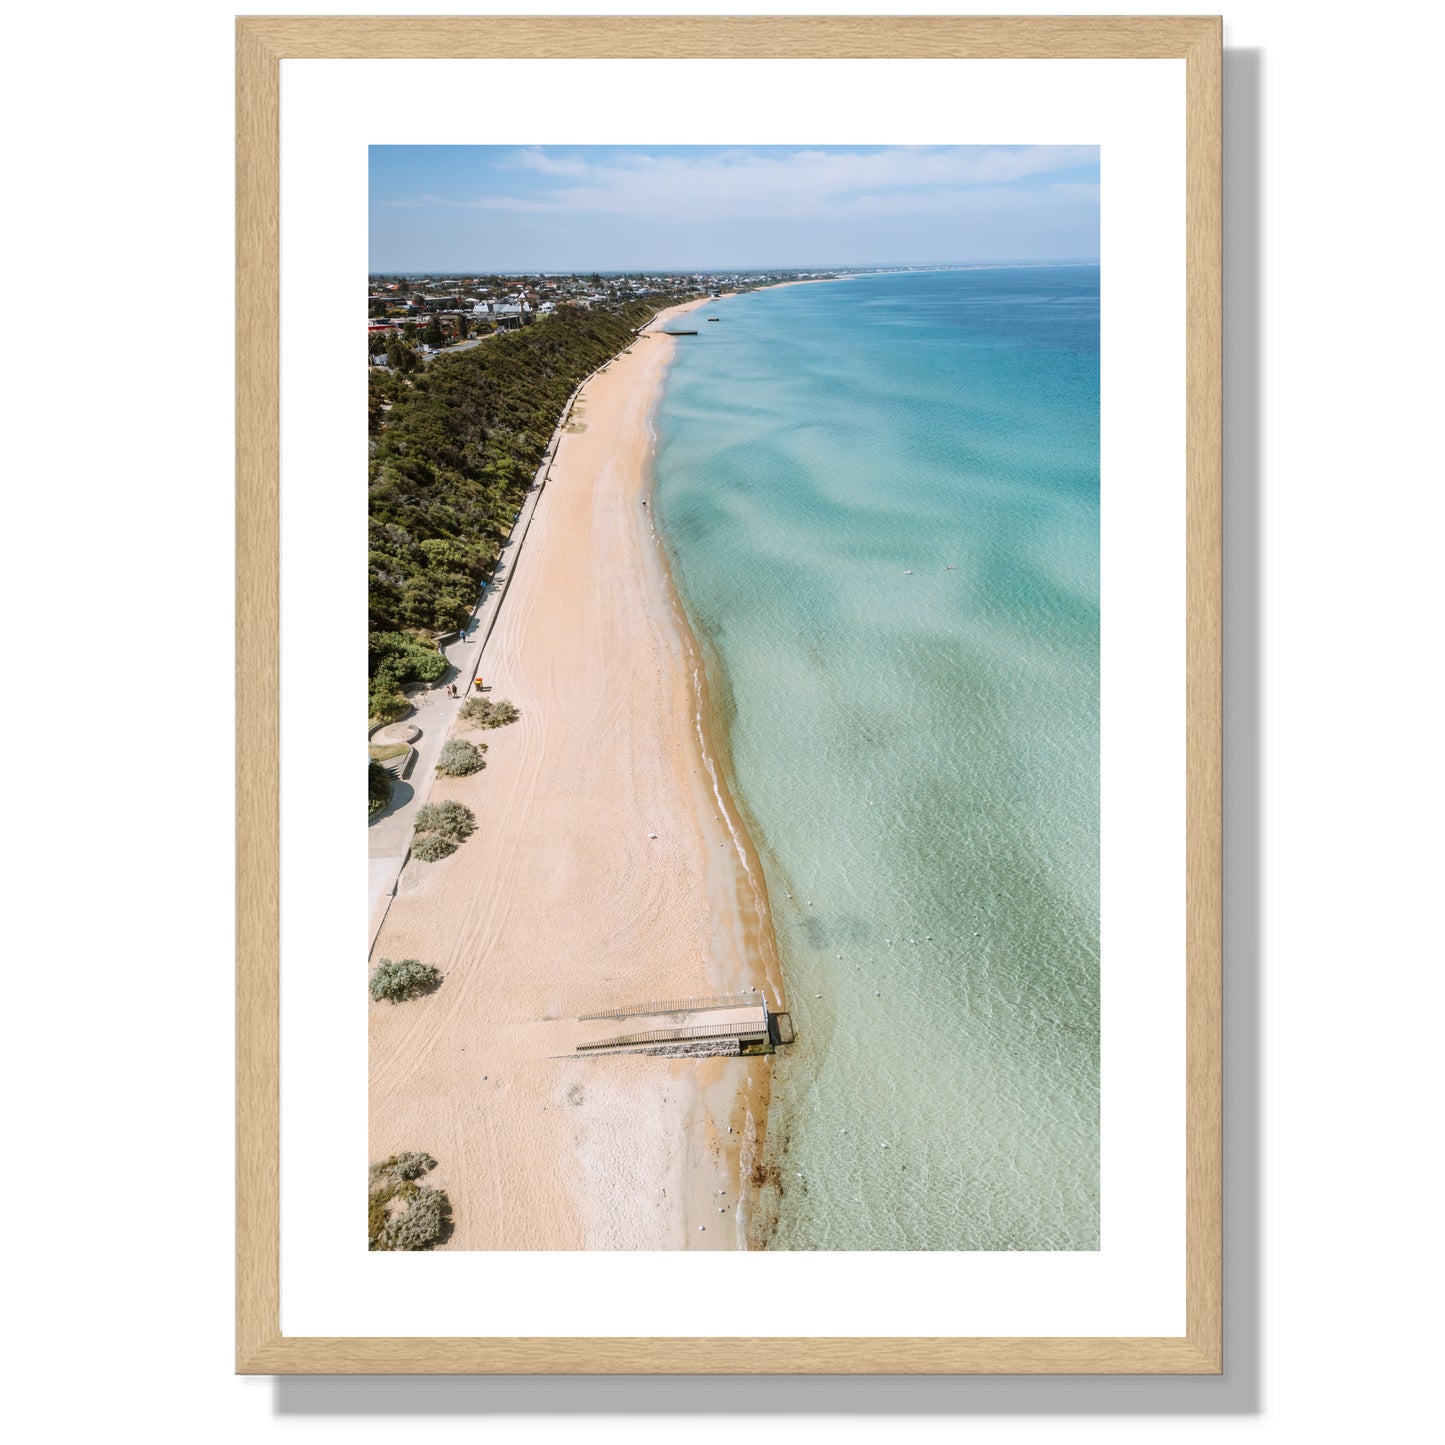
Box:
577, 1017, 769, 1052
578, 992, 758, 1022
568, 992, 795, 1058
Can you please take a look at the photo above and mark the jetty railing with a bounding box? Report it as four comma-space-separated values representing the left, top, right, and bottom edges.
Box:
577, 1020, 769, 1052
577, 993, 758, 1022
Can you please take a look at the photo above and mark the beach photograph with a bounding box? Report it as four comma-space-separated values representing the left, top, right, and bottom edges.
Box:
365, 145, 1101, 1252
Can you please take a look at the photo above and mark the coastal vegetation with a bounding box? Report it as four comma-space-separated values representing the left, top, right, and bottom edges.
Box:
368, 1153, 451, 1251
367, 305, 656, 721
414, 799, 476, 839
436, 738, 486, 776
410, 832, 456, 862
367, 759, 391, 817
460, 696, 520, 729
412, 799, 476, 861
368, 957, 441, 1004
368, 630, 447, 725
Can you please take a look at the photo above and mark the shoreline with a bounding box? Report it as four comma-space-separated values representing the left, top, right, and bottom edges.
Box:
635, 305, 789, 1239
369, 296, 780, 1250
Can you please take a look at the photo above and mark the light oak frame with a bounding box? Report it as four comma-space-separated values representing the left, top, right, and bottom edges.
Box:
237, 14, 1222, 1375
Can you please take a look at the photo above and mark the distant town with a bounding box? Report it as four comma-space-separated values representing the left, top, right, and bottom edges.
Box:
366, 269, 845, 366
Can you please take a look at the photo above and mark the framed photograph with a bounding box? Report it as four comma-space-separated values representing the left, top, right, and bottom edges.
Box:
237, 15, 1221, 1374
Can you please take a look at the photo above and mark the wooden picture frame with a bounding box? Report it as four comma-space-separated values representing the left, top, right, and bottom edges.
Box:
237, 14, 1221, 1375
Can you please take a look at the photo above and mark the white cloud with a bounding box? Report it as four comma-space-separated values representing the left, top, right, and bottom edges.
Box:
471, 196, 556, 213
381, 146, 1098, 225
509, 147, 589, 177
378, 193, 446, 210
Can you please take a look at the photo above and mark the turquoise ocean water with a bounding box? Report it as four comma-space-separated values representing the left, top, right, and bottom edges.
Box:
653, 268, 1100, 1250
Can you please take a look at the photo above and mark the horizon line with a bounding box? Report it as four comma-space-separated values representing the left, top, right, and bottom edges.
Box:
367, 259, 1102, 277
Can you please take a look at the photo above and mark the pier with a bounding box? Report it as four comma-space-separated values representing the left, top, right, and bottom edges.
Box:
578, 1018, 768, 1052
572, 997, 793, 1058
579, 991, 757, 1022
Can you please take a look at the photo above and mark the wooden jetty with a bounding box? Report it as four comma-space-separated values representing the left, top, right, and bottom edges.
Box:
579, 992, 756, 1022
578, 1018, 768, 1052
573, 996, 793, 1058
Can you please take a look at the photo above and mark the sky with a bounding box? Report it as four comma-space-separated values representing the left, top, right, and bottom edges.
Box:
368, 145, 1099, 273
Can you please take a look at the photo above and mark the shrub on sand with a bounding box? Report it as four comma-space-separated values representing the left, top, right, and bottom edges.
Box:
410, 831, 457, 863
370, 1152, 437, 1185
459, 696, 521, 730
368, 1153, 450, 1251
370, 1183, 450, 1251
368, 958, 441, 1004
435, 737, 486, 776
413, 800, 475, 841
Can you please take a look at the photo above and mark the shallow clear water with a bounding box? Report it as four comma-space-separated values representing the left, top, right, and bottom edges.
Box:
654, 269, 1099, 1250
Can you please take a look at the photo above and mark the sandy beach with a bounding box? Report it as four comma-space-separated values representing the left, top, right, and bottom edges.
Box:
369, 298, 783, 1250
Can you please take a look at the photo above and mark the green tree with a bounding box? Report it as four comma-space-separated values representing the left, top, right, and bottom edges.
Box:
367, 304, 659, 677
424, 316, 445, 348
368, 758, 391, 817
370, 631, 445, 689
368, 687, 409, 725
367, 630, 444, 720
383, 331, 420, 374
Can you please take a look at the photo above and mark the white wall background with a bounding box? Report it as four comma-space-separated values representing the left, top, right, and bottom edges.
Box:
4, 2, 1440, 1441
